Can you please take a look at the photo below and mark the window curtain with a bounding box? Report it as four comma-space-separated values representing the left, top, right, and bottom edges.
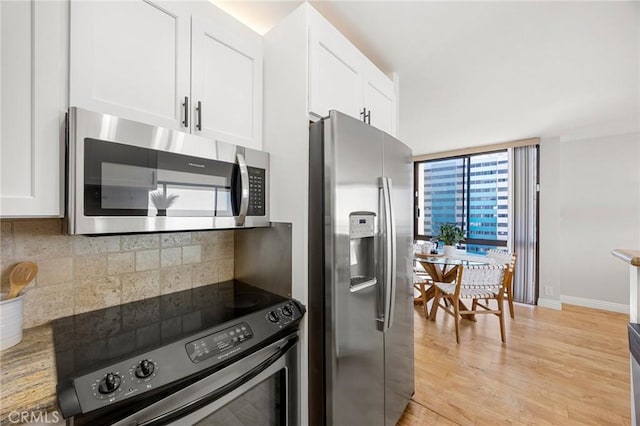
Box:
511, 145, 538, 305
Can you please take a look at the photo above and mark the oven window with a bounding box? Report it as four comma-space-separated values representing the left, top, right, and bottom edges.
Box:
84, 138, 238, 217
195, 372, 285, 426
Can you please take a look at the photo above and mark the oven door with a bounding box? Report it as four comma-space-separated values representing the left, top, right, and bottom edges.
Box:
111, 333, 299, 426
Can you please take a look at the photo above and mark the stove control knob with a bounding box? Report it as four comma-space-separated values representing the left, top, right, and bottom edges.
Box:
98, 373, 121, 394
267, 311, 280, 323
135, 360, 155, 379
282, 305, 293, 317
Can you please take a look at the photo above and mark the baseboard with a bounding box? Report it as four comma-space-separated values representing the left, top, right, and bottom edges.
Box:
560, 295, 630, 314
537, 298, 562, 310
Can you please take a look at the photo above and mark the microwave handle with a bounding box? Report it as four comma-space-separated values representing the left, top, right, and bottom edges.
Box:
235, 153, 249, 226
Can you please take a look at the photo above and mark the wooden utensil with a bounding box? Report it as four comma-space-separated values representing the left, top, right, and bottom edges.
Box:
6, 262, 38, 299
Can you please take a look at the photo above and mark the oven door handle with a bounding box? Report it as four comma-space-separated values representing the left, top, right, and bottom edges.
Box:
140, 335, 299, 426
235, 153, 250, 226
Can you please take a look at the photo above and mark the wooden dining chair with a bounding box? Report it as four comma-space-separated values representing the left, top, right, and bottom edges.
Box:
429, 264, 510, 344
486, 249, 518, 319
413, 270, 432, 319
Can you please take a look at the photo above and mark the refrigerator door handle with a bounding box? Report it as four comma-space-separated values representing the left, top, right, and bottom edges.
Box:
387, 177, 397, 330
380, 176, 397, 331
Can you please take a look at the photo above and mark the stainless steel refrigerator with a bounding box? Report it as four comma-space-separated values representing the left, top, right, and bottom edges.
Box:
309, 110, 414, 426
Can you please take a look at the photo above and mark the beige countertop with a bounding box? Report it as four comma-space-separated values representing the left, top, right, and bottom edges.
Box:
0, 324, 58, 426
611, 249, 640, 267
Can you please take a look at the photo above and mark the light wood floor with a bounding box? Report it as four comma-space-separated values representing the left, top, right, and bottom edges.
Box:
397, 301, 631, 425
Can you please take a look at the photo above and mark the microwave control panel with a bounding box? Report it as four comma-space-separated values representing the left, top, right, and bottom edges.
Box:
247, 167, 265, 216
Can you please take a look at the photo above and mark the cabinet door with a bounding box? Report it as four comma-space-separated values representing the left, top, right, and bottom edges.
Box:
191, 13, 263, 150
363, 68, 395, 136
1, 0, 66, 217
308, 18, 363, 121
70, 0, 191, 131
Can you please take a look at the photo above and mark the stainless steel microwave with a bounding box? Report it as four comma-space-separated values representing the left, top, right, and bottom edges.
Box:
67, 108, 269, 235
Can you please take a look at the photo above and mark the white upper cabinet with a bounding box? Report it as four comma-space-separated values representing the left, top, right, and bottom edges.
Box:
309, 22, 363, 121
363, 69, 395, 135
307, 7, 396, 135
70, 0, 191, 132
70, 1, 263, 150
192, 13, 263, 149
1, 0, 67, 217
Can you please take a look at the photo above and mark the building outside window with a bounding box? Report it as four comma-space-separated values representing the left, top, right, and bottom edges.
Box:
415, 151, 509, 254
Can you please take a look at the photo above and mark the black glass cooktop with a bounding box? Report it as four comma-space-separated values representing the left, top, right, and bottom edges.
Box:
51, 280, 287, 383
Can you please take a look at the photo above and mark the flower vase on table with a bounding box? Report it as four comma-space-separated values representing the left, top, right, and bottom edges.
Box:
437, 223, 465, 258
443, 245, 456, 257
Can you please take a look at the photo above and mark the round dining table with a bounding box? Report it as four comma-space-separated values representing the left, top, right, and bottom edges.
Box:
414, 253, 491, 320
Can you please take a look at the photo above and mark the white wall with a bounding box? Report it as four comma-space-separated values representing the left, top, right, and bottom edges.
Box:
262, 5, 311, 424
538, 138, 563, 308
539, 131, 640, 311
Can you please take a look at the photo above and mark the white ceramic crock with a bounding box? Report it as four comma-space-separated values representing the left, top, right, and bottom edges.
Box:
0, 292, 24, 351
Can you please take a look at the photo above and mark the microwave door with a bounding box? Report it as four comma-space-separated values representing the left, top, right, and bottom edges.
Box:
68, 107, 269, 235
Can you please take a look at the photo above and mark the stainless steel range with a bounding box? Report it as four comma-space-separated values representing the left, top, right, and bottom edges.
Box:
52, 281, 304, 425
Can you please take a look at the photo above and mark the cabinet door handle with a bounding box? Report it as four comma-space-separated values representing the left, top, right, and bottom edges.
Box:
182, 96, 189, 128
196, 101, 202, 131
360, 108, 367, 123
365, 110, 371, 125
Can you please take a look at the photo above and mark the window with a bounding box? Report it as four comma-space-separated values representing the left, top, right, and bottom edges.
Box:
415, 151, 509, 254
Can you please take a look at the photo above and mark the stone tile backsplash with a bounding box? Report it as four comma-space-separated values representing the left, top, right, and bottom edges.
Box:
0, 219, 234, 328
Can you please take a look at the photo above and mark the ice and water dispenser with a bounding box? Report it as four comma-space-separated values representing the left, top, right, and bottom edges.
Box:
349, 212, 377, 292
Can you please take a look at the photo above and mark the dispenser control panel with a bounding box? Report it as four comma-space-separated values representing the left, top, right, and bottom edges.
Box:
349, 214, 375, 238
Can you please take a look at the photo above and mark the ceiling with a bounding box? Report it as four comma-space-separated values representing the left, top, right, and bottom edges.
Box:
213, 1, 639, 155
